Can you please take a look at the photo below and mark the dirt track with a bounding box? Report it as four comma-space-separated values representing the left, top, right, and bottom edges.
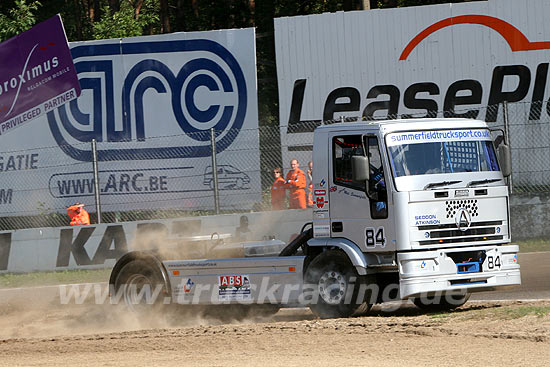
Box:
0, 297, 549, 367
0, 252, 548, 366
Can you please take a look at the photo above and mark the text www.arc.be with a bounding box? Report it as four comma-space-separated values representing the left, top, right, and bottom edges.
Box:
55, 173, 168, 196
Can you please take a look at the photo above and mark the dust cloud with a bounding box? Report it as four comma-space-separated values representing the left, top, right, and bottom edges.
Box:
0, 284, 285, 340
0, 214, 300, 340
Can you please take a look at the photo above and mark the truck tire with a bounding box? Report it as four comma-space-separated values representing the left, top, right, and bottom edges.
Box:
114, 259, 168, 314
412, 292, 471, 311
305, 250, 371, 319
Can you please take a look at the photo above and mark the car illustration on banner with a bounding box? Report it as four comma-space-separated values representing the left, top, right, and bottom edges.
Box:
203, 165, 250, 190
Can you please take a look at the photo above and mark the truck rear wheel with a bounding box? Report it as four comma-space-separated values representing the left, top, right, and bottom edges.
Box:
114, 259, 168, 314
305, 250, 371, 319
412, 292, 470, 311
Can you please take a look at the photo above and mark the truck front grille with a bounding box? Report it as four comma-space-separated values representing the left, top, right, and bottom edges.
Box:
418, 220, 504, 245
446, 199, 479, 218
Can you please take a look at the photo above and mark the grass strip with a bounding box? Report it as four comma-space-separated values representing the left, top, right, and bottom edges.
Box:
0, 268, 111, 289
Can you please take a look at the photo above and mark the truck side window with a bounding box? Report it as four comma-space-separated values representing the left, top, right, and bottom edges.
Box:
366, 137, 388, 219
332, 135, 366, 191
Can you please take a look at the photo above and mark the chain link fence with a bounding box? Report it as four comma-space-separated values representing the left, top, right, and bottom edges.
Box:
503, 101, 550, 193
0, 126, 275, 229
0, 101, 547, 230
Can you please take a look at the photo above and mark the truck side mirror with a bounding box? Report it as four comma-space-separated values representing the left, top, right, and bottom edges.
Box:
498, 144, 512, 177
352, 155, 370, 181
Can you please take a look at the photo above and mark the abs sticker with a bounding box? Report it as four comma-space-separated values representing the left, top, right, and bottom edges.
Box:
365, 227, 386, 248
218, 275, 251, 301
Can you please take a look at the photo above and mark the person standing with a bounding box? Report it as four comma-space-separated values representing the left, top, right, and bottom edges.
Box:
66, 202, 90, 225
271, 168, 286, 210
306, 160, 313, 207
285, 159, 307, 209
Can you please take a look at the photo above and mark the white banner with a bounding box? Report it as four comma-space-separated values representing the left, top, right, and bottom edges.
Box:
275, 0, 550, 168
0, 28, 260, 216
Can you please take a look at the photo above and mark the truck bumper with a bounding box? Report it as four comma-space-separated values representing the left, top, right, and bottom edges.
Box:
397, 244, 521, 299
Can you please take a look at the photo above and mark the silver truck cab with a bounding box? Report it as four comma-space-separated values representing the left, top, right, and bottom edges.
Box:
311, 118, 520, 302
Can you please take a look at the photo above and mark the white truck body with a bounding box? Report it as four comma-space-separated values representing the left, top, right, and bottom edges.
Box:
311, 118, 520, 299
111, 118, 521, 317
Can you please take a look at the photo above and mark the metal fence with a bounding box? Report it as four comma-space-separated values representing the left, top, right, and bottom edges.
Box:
0, 101, 548, 230
502, 101, 550, 193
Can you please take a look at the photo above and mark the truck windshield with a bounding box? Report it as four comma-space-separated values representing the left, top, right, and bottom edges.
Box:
386, 129, 499, 177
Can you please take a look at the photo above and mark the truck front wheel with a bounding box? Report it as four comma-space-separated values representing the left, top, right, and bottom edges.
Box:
305, 250, 371, 318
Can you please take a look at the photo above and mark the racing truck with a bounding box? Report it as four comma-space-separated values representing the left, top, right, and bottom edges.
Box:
110, 118, 521, 318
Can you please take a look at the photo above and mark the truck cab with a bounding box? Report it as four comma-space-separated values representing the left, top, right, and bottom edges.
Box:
311, 118, 520, 305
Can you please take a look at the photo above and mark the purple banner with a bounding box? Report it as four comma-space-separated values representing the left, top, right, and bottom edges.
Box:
0, 14, 80, 135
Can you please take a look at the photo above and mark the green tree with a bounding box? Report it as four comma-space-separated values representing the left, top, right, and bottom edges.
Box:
92, 0, 159, 39
0, 0, 41, 42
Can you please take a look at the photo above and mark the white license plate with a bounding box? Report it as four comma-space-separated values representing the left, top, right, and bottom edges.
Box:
482, 249, 502, 271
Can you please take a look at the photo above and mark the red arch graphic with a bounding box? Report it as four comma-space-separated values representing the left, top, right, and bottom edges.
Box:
400, 14, 550, 60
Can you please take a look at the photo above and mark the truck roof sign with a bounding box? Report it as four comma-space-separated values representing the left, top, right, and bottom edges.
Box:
386, 129, 491, 146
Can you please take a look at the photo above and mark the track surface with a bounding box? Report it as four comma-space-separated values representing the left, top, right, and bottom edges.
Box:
0, 252, 548, 366
470, 252, 550, 300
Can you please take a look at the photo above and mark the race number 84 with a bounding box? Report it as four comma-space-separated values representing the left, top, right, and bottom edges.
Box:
365, 227, 386, 248
486, 255, 501, 270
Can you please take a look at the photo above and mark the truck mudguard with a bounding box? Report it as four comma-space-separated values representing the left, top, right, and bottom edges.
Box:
307, 238, 368, 275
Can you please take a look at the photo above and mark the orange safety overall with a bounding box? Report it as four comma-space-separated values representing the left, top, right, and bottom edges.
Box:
285, 169, 307, 209
67, 205, 90, 225
307, 183, 313, 207
271, 176, 287, 210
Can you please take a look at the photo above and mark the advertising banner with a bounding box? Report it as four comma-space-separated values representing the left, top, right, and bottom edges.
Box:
0, 209, 311, 273
274, 0, 550, 168
0, 15, 80, 135
0, 28, 259, 216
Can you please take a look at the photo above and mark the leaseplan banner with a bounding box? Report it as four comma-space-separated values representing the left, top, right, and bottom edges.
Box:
274, 0, 550, 168
0, 14, 80, 135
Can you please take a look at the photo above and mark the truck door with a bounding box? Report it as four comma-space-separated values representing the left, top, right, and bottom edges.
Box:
329, 134, 392, 252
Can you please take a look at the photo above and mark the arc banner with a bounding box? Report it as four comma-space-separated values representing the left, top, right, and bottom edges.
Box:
0, 28, 259, 216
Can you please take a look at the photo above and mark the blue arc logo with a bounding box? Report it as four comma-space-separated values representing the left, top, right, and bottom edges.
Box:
47, 39, 248, 161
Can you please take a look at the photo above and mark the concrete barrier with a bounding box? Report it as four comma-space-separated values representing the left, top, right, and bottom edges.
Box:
0, 209, 311, 273
510, 193, 550, 241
